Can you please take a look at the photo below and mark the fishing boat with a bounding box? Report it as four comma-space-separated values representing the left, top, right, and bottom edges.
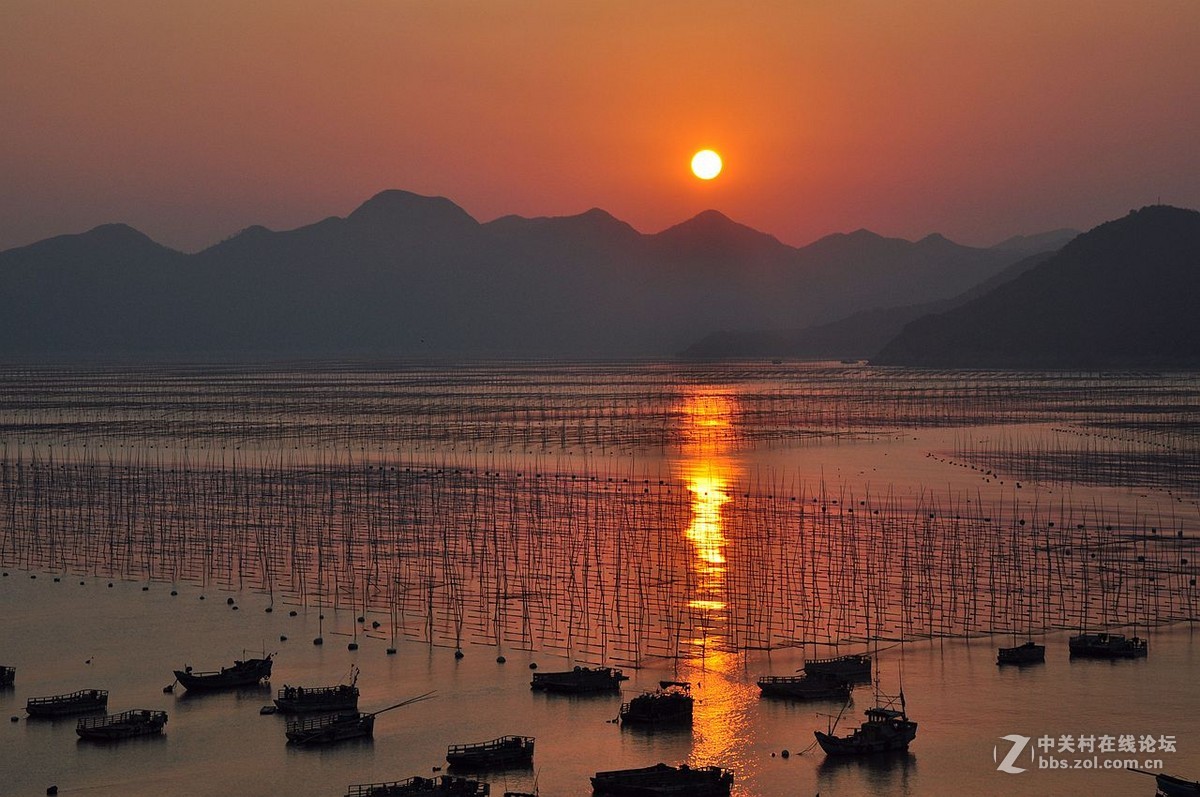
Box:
286, 692, 435, 746
345, 775, 490, 796
173, 653, 273, 691
1129, 767, 1200, 796
274, 668, 359, 713
804, 653, 872, 683
997, 641, 1046, 665
76, 709, 168, 741
1069, 632, 1147, 659
0, 665, 14, 687
446, 735, 534, 769
27, 689, 109, 717
619, 682, 693, 727
591, 762, 733, 796
756, 673, 851, 701
286, 711, 375, 745
814, 692, 917, 755
530, 666, 628, 694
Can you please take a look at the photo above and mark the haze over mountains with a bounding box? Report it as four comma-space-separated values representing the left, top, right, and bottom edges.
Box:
0, 190, 1067, 361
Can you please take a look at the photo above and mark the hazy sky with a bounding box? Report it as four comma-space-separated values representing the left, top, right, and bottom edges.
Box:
2, 0, 1197, 252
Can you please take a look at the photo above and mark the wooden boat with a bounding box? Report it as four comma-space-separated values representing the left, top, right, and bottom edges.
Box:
997, 641, 1046, 665
0, 665, 14, 687
76, 709, 167, 741
1156, 773, 1200, 797
287, 692, 435, 746
530, 666, 628, 694
1069, 632, 1147, 659
814, 694, 917, 756
619, 682, 693, 727
345, 775, 490, 796
756, 673, 851, 701
804, 653, 872, 683
174, 653, 273, 691
286, 711, 375, 745
591, 762, 733, 796
446, 735, 534, 769
27, 688, 109, 717
274, 669, 359, 713
1130, 767, 1200, 796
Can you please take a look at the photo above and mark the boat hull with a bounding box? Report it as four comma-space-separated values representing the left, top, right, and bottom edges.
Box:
757, 675, 850, 701
286, 712, 375, 745
446, 735, 534, 770
997, 642, 1046, 665
591, 763, 733, 796
76, 709, 167, 741
530, 667, 627, 694
804, 654, 872, 684
1069, 634, 1147, 659
175, 656, 273, 691
274, 684, 359, 714
345, 775, 490, 796
1157, 773, 1200, 797
814, 720, 917, 756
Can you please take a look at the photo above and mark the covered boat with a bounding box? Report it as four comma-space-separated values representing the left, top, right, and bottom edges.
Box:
27, 688, 109, 717
530, 666, 628, 694
1069, 632, 1147, 659
446, 735, 534, 769
619, 682, 693, 727
756, 673, 850, 701
345, 775, 490, 796
286, 711, 374, 746
997, 641, 1046, 665
804, 653, 872, 683
174, 653, 273, 691
814, 694, 917, 756
274, 669, 359, 713
287, 692, 435, 746
76, 709, 167, 741
591, 762, 733, 796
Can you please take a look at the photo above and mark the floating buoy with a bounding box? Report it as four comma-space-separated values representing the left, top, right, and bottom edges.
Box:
47, 786, 58, 796
348, 642, 358, 651
313, 637, 323, 646
454, 650, 464, 660
142, 586, 149, 591
10, 716, 18, 722
386, 648, 397, 655
199, 595, 205, 600
371, 621, 380, 629
280, 635, 288, 642
529, 662, 538, 670
226, 597, 235, 605
260, 705, 276, 715
231, 605, 239, 611
496, 655, 506, 664
357, 616, 365, 623
781, 749, 790, 758
30, 574, 36, 579
265, 607, 273, 613
53, 577, 60, 582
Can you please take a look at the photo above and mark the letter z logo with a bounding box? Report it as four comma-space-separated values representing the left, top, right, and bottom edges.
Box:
995, 734, 1032, 774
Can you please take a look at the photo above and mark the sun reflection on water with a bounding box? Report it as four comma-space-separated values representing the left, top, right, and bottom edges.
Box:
676, 390, 757, 777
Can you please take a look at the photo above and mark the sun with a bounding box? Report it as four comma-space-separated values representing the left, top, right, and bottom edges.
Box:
691, 149, 723, 180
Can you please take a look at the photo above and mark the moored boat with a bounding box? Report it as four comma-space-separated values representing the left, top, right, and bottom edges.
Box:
0, 665, 14, 687
1069, 632, 1147, 659
174, 653, 273, 691
1156, 772, 1200, 797
345, 775, 490, 796
814, 694, 917, 756
757, 673, 851, 701
804, 653, 872, 683
286, 711, 375, 746
76, 709, 167, 741
998, 641, 1046, 665
274, 669, 359, 713
530, 666, 627, 694
446, 735, 534, 769
287, 692, 435, 746
619, 682, 693, 727
27, 689, 109, 717
591, 762, 733, 796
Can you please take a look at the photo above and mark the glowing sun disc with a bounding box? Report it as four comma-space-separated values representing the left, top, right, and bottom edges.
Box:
691, 149, 722, 180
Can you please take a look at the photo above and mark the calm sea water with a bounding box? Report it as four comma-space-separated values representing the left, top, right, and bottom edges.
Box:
0, 362, 1197, 796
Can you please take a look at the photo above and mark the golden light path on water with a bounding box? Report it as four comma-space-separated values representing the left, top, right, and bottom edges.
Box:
677, 390, 759, 778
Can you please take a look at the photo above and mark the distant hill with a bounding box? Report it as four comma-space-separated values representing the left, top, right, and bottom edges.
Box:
873, 206, 1200, 368
682, 248, 1061, 359
0, 190, 1058, 359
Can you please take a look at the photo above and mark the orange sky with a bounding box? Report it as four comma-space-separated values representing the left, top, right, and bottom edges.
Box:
1, 0, 1197, 252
